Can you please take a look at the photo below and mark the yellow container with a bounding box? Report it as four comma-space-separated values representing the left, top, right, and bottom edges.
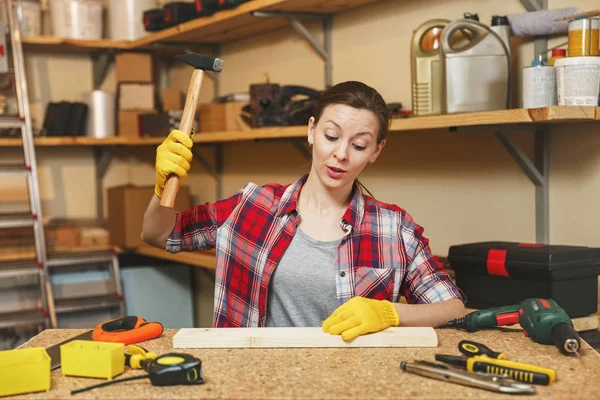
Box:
568, 18, 599, 57
61, 340, 124, 380
0, 347, 51, 397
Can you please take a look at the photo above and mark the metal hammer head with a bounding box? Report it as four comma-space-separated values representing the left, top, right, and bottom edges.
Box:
175, 53, 224, 72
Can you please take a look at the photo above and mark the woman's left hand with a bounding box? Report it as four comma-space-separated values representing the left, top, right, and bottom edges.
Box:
322, 296, 400, 341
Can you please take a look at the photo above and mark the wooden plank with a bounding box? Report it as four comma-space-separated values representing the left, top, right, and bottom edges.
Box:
173, 327, 438, 348
174, 17, 288, 44
0, 137, 127, 147
20, 1, 379, 51
271, 0, 378, 13
194, 125, 306, 143
22, 36, 131, 53
135, 244, 216, 269
130, 0, 377, 47
0, 107, 597, 148
391, 106, 598, 132
131, 0, 287, 47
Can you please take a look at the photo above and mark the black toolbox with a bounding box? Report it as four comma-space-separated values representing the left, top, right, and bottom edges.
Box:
448, 242, 600, 318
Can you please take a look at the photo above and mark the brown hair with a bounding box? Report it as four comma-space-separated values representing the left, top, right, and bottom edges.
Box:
313, 81, 390, 145
312, 81, 389, 198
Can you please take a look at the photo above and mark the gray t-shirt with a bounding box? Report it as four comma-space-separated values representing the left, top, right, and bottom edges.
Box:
265, 228, 341, 327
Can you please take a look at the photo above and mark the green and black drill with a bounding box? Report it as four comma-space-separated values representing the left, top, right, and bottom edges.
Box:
439, 298, 581, 355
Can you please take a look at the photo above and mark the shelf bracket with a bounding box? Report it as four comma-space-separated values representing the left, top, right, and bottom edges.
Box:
493, 127, 549, 243
519, 0, 548, 61
291, 139, 311, 161
251, 11, 333, 87
91, 52, 114, 90
94, 147, 113, 221
192, 144, 223, 199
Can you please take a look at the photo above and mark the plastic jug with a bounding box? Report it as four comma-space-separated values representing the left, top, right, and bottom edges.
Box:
411, 19, 450, 116
440, 18, 510, 114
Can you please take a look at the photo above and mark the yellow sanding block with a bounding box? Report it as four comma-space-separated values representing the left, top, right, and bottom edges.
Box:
173, 327, 438, 349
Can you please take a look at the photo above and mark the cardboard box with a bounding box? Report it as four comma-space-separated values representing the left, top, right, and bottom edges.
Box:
115, 53, 153, 83
118, 83, 155, 110
107, 185, 192, 249
163, 88, 183, 111
118, 109, 156, 138
198, 101, 248, 132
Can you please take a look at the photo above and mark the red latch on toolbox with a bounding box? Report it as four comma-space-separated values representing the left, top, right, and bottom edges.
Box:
486, 249, 509, 277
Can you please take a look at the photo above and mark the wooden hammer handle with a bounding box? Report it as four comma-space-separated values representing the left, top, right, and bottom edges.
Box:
160, 69, 205, 208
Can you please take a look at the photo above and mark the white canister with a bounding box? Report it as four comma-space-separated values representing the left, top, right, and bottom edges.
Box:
109, 0, 158, 41
522, 60, 557, 108
15, 0, 41, 36
85, 90, 116, 139
554, 56, 600, 106
50, 0, 103, 40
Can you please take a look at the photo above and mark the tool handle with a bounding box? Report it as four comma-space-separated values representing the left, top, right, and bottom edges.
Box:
92, 316, 164, 345
160, 69, 205, 208
458, 340, 506, 359
468, 356, 557, 385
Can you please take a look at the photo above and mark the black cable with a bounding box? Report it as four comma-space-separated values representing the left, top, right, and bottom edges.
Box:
71, 375, 149, 395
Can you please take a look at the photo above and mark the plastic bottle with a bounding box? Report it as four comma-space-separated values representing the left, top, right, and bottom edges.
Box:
548, 48, 566, 66
522, 57, 557, 108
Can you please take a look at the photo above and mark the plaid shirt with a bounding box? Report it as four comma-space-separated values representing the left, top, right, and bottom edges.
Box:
167, 174, 465, 327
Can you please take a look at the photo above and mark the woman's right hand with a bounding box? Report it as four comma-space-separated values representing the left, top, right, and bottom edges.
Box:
154, 129, 193, 198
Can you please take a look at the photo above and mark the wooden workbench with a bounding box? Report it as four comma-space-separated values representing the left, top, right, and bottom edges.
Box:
11, 328, 600, 399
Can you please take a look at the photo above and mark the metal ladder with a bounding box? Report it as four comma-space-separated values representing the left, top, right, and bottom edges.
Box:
0, 0, 56, 330
0, 0, 125, 336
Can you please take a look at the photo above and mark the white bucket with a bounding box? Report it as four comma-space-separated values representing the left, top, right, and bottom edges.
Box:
555, 56, 600, 106
109, 0, 158, 41
15, 0, 41, 36
50, 0, 104, 40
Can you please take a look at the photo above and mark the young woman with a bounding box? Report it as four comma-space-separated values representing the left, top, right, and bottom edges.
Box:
142, 81, 466, 341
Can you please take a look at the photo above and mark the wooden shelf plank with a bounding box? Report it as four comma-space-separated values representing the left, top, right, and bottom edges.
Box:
0, 136, 128, 147
21, 1, 378, 51
391, 106, 599, 132
19, 0, 378, 53
0, 107, 597, 148
130, 0, 377, 47
135, 244, 216, 269
22, 36, 131, 53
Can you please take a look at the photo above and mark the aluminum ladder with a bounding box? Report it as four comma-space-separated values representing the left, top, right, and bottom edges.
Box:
0, 0, 56, 330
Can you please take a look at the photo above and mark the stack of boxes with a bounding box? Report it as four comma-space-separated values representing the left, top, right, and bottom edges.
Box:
115, 53, 156, 138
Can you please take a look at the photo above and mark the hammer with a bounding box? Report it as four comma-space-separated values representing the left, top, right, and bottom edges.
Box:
160, 53, 224, 208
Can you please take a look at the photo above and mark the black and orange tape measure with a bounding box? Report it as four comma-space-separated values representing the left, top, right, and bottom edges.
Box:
92, 316, 163, 344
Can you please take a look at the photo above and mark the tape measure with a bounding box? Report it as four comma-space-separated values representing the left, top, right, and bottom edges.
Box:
146, 353, 204, 386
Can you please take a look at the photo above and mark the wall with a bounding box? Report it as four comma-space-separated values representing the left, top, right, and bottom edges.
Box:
2, 0, 600, 325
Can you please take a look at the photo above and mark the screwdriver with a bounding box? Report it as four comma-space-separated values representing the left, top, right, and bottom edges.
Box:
125, 344, 157, 369
435, 354, 557, 385
458, 340, 507, 360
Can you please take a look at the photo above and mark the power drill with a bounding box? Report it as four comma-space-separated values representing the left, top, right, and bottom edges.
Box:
439, 298, 581, 355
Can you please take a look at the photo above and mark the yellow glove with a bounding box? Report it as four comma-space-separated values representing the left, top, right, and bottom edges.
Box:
155, 129, 193, 198
322, 296, 399, 341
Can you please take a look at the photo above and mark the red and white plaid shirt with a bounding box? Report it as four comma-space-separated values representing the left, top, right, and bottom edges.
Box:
167, 174, 465, 327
